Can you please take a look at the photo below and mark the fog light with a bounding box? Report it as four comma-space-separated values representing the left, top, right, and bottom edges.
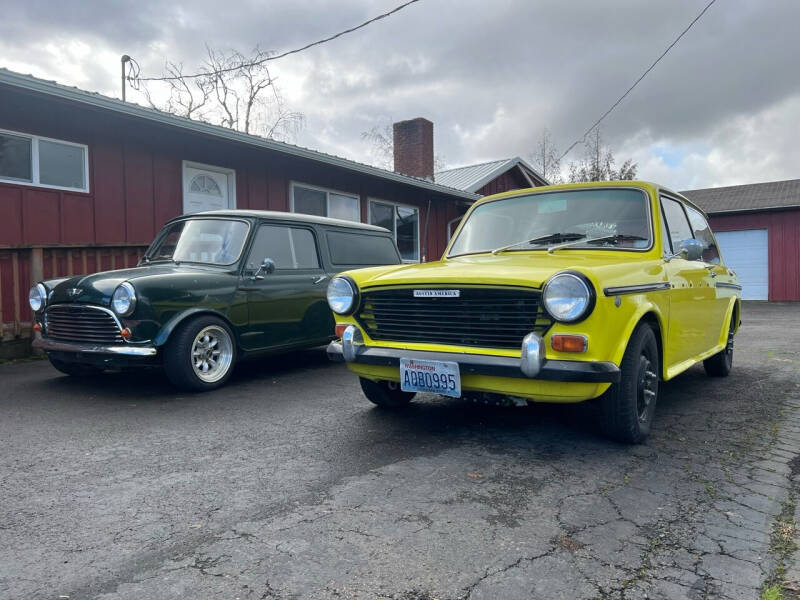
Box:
551, 334, 588, 353
120, 327, 132, 339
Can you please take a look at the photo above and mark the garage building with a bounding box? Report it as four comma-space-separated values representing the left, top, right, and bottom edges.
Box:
682, 179, 800, 301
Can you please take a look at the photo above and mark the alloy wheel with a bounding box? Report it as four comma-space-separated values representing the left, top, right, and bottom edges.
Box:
191, 325, 233, 383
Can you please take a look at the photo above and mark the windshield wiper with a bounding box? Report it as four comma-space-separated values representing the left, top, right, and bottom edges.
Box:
584, 234, 649, 246
547, 233, 649, 253
491, 232, 586, 255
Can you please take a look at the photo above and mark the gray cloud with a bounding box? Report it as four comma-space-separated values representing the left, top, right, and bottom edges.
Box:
2, 0, 798, 188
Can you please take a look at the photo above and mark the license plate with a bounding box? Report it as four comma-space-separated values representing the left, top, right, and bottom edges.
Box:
400, 358, 461, 398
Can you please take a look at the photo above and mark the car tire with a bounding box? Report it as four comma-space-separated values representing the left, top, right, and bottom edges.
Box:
359, 377, 416, 408
49, 357, 103, 377
598, 323, 659, 444
703, 315, 735, 377
163, 316, 237, 391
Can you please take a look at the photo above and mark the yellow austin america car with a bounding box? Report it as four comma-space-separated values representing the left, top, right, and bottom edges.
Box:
326, 181, 741, 443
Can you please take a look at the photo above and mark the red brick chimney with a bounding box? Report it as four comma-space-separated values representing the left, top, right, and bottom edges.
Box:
393, 118, 434, 180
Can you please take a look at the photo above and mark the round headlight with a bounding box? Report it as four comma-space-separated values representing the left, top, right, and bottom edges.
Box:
29, 283, 47, 312
327, 277, 357, 315
543, 272, 594, 323
111, 282, 137, 317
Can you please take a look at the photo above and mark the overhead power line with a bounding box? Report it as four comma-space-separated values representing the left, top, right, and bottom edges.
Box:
130, 0, 422, 83
557, 0, 718, 161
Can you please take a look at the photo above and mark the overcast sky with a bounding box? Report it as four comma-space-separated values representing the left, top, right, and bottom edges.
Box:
2, 0, 798, 190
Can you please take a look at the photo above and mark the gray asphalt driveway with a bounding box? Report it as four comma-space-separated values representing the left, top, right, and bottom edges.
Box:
1, 303, 798, 600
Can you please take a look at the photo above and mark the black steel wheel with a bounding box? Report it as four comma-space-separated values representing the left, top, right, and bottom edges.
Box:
703, 315, 735, 377
599, 323, 659, 444
359, 377, 416, 408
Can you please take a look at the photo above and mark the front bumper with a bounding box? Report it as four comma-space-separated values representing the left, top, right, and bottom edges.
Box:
32, 334, 157, 357
327, 336, 620, 384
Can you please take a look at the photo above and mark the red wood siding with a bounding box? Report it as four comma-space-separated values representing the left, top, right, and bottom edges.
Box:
476, 167, 531, 196
0, 246, 147, 340
709, 209, 800, 302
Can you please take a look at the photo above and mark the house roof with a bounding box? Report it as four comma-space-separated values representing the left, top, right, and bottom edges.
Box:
434, 157, 547, 193
0, 68, 480, 202
681, 179, 800, 215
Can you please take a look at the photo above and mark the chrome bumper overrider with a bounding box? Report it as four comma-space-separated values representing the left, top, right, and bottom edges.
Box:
32, 334, 157, 357
328, 326, 620, 384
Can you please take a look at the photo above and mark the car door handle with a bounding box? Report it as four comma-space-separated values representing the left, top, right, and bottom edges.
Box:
311, 275, 328, 285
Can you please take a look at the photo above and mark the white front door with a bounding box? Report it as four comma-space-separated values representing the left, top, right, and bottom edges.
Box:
182, 162, 235, 214
715, 229, 769, 300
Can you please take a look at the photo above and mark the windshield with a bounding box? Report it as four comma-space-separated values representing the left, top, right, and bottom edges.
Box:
448, 188, 651, 256
147, 219, 250, 265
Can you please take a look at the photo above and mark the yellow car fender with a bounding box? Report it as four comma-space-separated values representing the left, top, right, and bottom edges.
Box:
608, 300, 668, 377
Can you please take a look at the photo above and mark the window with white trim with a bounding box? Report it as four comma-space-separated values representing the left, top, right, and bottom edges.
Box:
290, 182, 360, 222
369, 199, 420, 262
0, 128, 89, 192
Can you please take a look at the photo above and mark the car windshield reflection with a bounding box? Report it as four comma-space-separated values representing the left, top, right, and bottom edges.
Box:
147, 219, 250, 265
448, 188, 651, 257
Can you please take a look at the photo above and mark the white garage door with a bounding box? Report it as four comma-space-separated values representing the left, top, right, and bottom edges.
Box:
715, 229, 768, 300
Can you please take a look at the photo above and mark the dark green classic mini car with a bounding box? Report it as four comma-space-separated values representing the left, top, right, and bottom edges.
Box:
30, 210, 401, 390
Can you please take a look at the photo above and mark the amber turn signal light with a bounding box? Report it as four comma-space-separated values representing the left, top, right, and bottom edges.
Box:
334, 323, 349, 338
120, 327, 132, 339
551, 334, 587, 353
32, 322, 42, 332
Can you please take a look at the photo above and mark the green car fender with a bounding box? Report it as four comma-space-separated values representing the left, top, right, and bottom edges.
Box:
153, 308, 237, 348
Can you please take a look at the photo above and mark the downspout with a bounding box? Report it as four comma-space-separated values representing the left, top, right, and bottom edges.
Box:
421, 199, 432, 262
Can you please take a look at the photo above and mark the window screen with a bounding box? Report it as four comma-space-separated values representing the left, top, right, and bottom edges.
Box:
684, 205, 721, 264
0, 132, 32, 182
327, 231, 401, 266
660, 197, 693, 250
293, 186, 326, 217
38, 139, 85, 189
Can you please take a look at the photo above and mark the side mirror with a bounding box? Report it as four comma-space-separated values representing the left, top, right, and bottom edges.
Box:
665, 238, 704, 262
678, 238, 704, 261
251, 258, 276, 280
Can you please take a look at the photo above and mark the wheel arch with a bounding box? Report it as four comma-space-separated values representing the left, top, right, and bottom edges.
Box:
610, 304, 667, 380
153, 308, 238, 348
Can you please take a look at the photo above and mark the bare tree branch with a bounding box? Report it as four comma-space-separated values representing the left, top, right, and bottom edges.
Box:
139, 45, 303, 141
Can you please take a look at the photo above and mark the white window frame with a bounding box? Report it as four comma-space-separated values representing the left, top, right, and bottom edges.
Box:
182, 160, 237, 213
368, 198, 421, 263
289, 181, 361, 222
0, 127, 90, 193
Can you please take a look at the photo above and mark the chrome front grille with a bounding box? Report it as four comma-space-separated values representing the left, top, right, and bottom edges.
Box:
43, 304, 123, 344
356, 286, 553, 350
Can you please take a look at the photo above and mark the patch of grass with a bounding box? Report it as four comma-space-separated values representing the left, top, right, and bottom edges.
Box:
764, 495, 798, 596
763, 585, 782, 600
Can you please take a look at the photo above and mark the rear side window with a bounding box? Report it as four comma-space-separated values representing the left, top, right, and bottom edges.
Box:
684, 205, 721, 264
326, 231, 401, 266
660, 196, 693, 251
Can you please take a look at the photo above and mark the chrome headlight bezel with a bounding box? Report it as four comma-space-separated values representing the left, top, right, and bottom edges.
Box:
111, 282, 137, 317
29, 283, 47, 313
327, 276, 358, 315
542, 271, 595, 323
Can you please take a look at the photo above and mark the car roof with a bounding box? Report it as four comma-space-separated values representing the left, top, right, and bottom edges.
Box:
165, 209, 391, 233
475, 181, 711, 217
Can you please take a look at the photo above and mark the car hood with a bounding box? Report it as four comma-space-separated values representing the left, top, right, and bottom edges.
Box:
44, 264, 228, 306
350, 252, 650, 289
